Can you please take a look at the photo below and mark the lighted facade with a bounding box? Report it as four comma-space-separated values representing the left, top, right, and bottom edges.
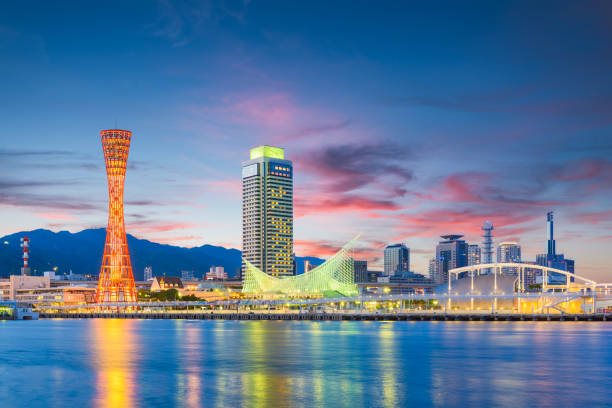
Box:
384, 244, 409, 276
242, 145, 294, 277
96, 129, 137, 303
434, 235, 468, 284
447, 262, 601, 314
497, 242, 521, 274
467, 244, 481, 266
242, 238, 359, 296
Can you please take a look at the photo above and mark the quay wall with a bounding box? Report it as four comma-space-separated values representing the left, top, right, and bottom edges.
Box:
39, 312, 611, 322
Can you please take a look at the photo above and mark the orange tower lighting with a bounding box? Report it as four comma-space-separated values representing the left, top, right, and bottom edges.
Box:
97, 129, 137, 303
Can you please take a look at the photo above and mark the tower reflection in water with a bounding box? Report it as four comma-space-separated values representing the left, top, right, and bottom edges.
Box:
236, 321, 383, 407
174, 321, 202, 407
90, 319, 138, 408
239, 321, 294, 407
378, 323, 399, 408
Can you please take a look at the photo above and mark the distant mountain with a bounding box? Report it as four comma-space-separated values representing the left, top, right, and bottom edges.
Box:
0, 228, 324, 279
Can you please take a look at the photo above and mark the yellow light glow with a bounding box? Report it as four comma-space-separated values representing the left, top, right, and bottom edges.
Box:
250, 146, 285, 160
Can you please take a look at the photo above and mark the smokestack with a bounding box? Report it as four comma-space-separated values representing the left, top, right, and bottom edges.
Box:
20, 236, 31, 276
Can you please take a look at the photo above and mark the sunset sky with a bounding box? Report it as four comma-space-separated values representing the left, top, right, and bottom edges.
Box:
1, 1, 611, 280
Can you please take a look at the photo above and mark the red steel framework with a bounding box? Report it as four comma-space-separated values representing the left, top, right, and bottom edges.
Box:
96, 129, 137, 302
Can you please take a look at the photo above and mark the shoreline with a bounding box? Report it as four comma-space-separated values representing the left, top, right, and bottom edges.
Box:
39, 312, 611, 322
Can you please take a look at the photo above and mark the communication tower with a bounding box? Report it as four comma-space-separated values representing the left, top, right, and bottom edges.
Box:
96, 129, 137, 302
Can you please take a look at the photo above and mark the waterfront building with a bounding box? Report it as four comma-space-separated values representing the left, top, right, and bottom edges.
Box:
65, 272, 89, 281
497, 242, 521, 274
242, 237, 358, 296
522, 261, 540, 287
144, 266, 153, 281
15, 286, 96, 305
181, 270, 195, 280
206, 266, 228, 280
304, 260, 317, 273
43, 271, 58, 280
536, 212, 575, 283
384, 244, 410, 276
367, 271, 383, 283
353, 260, 368, 283
434, 235, 468, 284
428, 258, 437, 280
468, 244, 481, 266
481, 221, 494, 274
97, 129, 137, 303
150, 276, 184, 292
0, 276, 50, 300
242, 146, 294, 277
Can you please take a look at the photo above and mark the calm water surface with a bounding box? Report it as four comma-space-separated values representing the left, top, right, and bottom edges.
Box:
0, 319, 610, 407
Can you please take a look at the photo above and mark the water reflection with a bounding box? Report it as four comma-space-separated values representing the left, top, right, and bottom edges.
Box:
309, 322, 326, 407
425, 322, 610, 407
239, 321, 294, 407
378, 323, 398, 408
90, 319, 138, 408
2, 319, 608, 407
174, 321, 202, 408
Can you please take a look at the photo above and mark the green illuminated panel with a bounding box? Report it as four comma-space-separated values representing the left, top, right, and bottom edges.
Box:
242, 236, 360, 297
250, 146, 285, 160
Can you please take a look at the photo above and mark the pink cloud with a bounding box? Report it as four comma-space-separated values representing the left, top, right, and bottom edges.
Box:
35, 211, 77, 222
554, 158, 612, 182
223, 93, 295, 127
147, 235, 203, 246
203, 179, 241, 196
295, 195, 399, 217
295, 238, 381, 260
570, 210, 612, 224
441, 172, 491, 202
391, 209, 541, 240
294, 239, 341, 257
188, 92, 298, 129
128, 221, 198, 234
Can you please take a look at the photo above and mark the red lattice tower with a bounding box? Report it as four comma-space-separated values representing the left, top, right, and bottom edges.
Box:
96, 129, 137, 303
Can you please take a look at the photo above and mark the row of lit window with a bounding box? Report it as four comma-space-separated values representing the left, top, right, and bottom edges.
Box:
101, 136, 130, 143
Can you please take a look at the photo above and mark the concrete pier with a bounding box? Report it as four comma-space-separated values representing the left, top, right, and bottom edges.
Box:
39, 312, 611, 321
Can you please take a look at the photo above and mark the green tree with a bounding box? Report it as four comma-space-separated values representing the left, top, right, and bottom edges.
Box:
138, 289, 151, 300
148, 288, 180, 301
181, 294, 201, 301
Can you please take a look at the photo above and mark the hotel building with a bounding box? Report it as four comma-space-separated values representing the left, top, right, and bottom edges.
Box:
242, 146, 294, 277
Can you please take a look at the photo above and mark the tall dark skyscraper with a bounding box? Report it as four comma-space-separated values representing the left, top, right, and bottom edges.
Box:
353, 260, 368, 283
242, 146, 294, 277
536, 211, 575, 282
434, 235, 468, 284
384, 244, 410, 276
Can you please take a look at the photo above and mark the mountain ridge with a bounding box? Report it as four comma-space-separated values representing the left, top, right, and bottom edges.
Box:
0, 228, 323, 279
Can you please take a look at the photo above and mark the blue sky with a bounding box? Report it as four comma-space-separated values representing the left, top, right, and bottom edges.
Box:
1, 1, 611, 280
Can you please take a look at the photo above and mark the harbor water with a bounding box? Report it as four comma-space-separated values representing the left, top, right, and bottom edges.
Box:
0, 319, 610, 407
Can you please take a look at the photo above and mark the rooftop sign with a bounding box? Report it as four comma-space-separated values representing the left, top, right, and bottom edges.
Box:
250, 146, 284, 160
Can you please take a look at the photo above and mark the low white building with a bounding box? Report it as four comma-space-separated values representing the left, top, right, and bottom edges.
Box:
0, 276, 51, 300
206, 266, 227, 280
